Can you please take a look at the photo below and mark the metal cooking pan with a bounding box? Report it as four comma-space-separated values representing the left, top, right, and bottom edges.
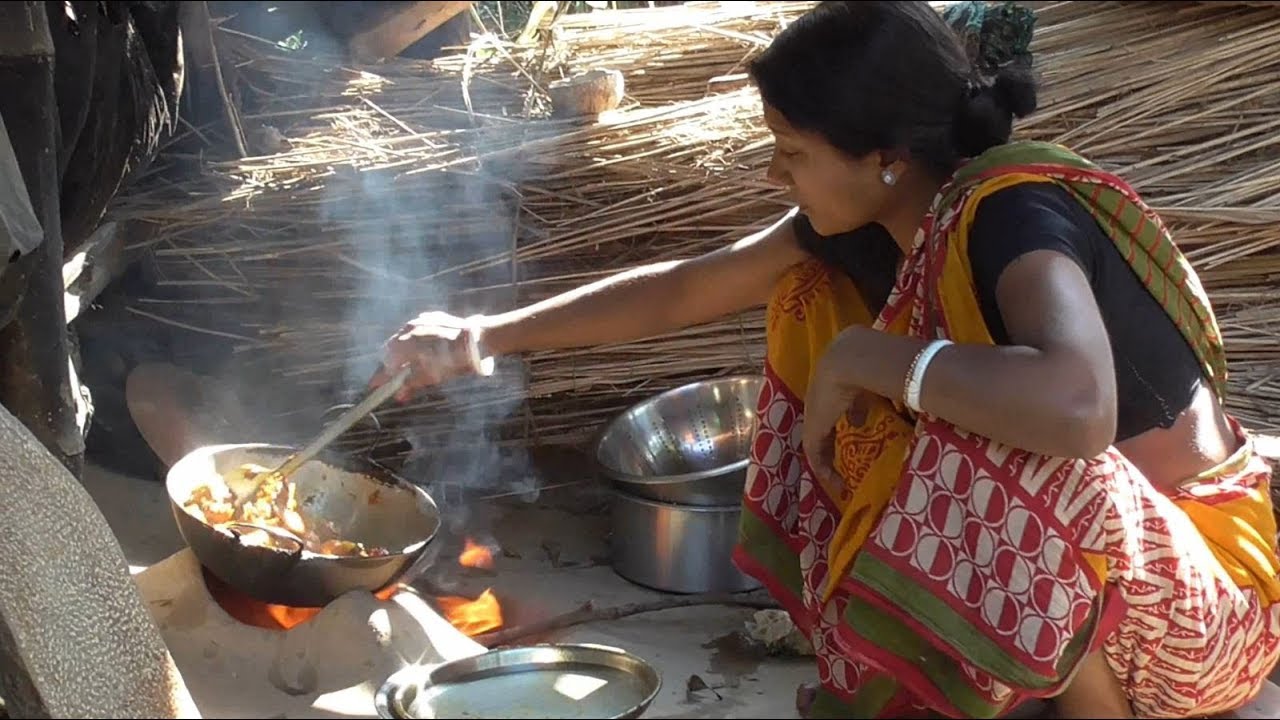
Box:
166, 439, 441, 608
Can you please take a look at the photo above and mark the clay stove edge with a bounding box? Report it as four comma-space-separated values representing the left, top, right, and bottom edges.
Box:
133, 548, 485, 719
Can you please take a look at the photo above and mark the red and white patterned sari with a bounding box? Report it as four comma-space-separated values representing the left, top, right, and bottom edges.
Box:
732, 141, 1280, 718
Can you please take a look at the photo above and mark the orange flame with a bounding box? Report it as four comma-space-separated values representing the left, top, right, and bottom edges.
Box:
458, 538, 495, 570
265, 604, 323, 630
205, 569, 399, 631
436, 588, 503, 636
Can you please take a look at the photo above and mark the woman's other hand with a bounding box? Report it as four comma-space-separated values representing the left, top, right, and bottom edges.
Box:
369, 311, 492, 403
801, 351, 863, 486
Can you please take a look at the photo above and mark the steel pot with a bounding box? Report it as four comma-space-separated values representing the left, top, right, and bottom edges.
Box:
609, 488, 761, 595
593, 375, 764, 507
166, 442, 441, 607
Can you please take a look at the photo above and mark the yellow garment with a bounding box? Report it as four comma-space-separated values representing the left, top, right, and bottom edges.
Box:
763, 259, 916, 604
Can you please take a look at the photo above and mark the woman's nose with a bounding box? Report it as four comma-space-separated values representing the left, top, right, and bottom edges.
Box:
765, 155, 789, 187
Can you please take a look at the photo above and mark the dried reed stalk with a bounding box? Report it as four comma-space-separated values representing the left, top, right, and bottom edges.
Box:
107, 1, 1280, 461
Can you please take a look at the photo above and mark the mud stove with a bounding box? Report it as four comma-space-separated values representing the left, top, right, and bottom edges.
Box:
134, 548, 485, 719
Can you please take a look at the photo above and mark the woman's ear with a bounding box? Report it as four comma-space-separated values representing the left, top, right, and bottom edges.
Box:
872, 150, 910, 188
877, 160, 909, 187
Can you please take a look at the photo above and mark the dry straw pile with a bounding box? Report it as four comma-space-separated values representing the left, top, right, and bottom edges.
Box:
110, 1, 1280, 463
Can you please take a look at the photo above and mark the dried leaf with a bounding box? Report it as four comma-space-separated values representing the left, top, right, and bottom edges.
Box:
686, 674, 722, 700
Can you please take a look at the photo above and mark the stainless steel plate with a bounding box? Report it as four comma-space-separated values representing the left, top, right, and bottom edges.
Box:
376, 644, 662, 719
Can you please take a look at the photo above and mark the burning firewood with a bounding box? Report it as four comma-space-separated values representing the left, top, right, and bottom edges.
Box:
435, 588, 505, 637
458, 537, 496, 570
474, 589, 777, 649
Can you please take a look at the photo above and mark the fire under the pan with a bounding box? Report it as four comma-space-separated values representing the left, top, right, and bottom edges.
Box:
201, 567, 402, 630
201, 562, 502, 635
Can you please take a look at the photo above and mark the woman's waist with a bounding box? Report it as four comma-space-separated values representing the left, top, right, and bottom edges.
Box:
1116, 384, 1253, 495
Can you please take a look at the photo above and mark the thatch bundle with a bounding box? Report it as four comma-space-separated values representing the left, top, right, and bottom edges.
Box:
108, 0, 1280, 464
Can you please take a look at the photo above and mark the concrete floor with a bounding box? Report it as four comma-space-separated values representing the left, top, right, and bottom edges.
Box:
83, 458, 814, 719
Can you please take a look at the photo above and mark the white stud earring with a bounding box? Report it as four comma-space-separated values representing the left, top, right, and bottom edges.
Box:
881, 169, 897, 186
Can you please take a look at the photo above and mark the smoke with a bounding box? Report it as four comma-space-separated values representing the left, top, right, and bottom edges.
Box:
118, 4, 548, 530
323, 128, 543, 532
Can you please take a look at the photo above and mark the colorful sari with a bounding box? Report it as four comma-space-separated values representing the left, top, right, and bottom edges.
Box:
733, 140, 1280, 718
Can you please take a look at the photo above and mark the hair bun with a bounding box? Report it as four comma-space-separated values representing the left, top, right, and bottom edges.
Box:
952, 63, 1039, 158
991, 63, 1038, 118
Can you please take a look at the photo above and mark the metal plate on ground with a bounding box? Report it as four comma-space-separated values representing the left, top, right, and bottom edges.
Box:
375, 644, 661, 719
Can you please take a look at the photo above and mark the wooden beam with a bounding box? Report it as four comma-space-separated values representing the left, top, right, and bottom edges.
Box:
348, 1, 472, 63
0, 1, 53, 57
63, 221, 130, 324
0, 2, 85, 480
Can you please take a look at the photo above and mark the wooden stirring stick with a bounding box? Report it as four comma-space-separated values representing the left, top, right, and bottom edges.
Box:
231, 365, 412, 512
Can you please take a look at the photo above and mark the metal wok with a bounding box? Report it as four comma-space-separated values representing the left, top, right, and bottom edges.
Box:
166, 441, 441, 607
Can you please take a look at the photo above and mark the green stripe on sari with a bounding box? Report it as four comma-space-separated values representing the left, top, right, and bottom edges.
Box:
737, 506, 805, 599
807, 674, 900, 719
847, 552, 1103, 715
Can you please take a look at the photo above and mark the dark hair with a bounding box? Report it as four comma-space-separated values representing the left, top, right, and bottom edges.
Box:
749, 1, 1039, 178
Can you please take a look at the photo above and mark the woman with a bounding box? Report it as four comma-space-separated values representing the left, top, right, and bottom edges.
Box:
370, 2, 1280, 717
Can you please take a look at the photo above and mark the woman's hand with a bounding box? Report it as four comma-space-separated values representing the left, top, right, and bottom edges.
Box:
800, 250, 1120, 461
369, 311, 493, 403
801, 338, 865, 485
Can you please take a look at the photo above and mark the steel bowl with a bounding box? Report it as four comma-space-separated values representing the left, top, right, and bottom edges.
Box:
166, 442, 441, 607
593, 375, 764, 506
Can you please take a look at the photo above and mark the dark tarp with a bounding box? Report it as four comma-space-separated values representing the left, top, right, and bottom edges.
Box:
0, 2, 183, 476
49, 1, 183, 259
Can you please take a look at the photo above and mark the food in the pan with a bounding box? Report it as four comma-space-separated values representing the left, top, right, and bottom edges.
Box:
183, 462, 391, 558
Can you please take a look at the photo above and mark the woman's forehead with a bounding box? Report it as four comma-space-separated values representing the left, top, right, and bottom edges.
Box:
763, 104, 800, 137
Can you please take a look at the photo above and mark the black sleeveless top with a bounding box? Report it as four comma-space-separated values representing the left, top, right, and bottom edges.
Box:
794, 180, 1203, 442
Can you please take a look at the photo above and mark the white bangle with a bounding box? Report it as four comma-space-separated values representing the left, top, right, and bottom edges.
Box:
904, 339, 952, 414
464, 315, 496, 377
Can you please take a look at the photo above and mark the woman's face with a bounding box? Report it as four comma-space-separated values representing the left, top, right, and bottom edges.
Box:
763, 103, 892, 236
